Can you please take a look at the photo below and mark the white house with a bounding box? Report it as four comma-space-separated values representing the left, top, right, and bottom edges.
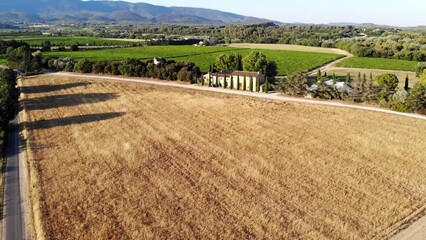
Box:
202, 71, 266, 92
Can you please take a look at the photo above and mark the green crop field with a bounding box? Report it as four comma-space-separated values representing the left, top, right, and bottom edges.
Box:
0, 36, 138, 47
44, 46, 342, 75
336, 57, 418, 72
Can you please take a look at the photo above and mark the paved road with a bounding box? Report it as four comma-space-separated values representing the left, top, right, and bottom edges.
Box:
3, 115, 25, 240
48, 72, 426, 121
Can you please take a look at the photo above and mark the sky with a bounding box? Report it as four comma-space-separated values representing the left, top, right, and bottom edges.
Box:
122, 0, 426, 27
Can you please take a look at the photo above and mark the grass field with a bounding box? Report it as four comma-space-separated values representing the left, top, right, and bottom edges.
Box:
336, 57, 418, 72
229, 43, 350, 55
1, 36, 139, 46
21, 75, 426, 239
44, 46, 343, 75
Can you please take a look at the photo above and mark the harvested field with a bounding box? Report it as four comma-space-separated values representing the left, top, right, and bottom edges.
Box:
336, 57, 418, 72
21, 75, 426, 240
228, 43, 350, 55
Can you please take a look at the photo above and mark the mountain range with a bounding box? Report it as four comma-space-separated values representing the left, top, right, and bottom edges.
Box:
0, 0, 273, 25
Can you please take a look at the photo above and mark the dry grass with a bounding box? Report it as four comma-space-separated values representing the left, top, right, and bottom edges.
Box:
21, 75, 426, 240
228, 43, 349, 55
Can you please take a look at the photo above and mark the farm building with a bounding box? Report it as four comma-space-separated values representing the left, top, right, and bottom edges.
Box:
202, 71, 266, 92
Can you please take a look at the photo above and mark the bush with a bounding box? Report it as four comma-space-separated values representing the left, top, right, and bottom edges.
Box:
390, 90, 409, 112
104, 61, 121, 75
73, 59, 93, 73
416, 62, 426, 77
375, 73, 399, 92
275, 73, 308, 96
70, 44, 79, 51
46, 57, 74, 71
407, 82, 426, 115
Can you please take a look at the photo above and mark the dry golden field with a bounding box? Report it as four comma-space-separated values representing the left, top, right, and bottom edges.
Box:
20, 75, 426, 240
228, 43, 350, 55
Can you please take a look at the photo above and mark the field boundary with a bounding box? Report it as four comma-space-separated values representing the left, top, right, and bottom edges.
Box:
47, 72, 426, 121
18, 78, 47, 240
388, 206, 426, 240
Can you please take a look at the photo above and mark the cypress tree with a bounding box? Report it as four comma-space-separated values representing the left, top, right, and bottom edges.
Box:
223, 74, 227, 89
265, 79, 269, 93
208, 74, 212, 87
243, 76, 247, 91
405, 75, 409, 91
363, 73, 367, 82
249, 77, 253, 92
200, 75, 204, 86
237, 75, 240, 90
237, 54, 243, 71
358, 72, 361, 81
332, 73, 336, 81
370, 72, 373, 81
230, 75, 234, 89
256, 77, 260, 92
317, 69, 322, 82
346, 73, 351, 83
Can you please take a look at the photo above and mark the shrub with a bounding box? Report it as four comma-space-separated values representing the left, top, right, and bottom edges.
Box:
92, 61, 107, 74
70, 44, 79, 51
416, 62, 426, 77
275, 73, 308, 96
74, 59, 93, 73
407, 82, 426, 115
375, 73, 399, 92
390, 90, 409, 112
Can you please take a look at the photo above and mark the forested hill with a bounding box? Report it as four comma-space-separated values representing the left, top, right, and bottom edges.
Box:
0, 0, 273, 25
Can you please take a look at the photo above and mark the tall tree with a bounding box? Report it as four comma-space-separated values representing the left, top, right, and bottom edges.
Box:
215, 53, 243, 72
243, 51, 267, 72
404, 75, 409, 91
346, 73, 351, 83
317, 69, 322, 82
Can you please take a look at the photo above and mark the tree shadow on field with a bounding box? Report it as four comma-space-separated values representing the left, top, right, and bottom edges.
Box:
20, 82, 91, 94
23, 93, 119, 111
24, 112, 126, 130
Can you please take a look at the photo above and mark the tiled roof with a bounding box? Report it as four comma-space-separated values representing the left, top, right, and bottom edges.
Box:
232, 71, 261, 77
207, 71, 262, 78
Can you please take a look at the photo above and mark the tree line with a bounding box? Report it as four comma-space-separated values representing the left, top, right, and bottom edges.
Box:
44, 57, 201, 83
276, 71, 426, 115
0, 69, 18, 158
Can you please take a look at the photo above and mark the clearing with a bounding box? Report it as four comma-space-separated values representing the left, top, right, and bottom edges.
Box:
44, 46, 343, 75
336, 57, 418, 72
228, 43, 350, 55
20, 75, 426, 239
